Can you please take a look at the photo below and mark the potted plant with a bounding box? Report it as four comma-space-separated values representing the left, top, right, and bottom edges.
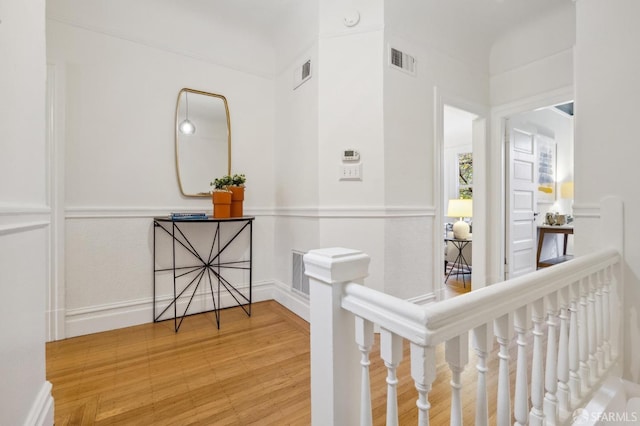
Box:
210, 175, 233, 218
229, 174, 246, 217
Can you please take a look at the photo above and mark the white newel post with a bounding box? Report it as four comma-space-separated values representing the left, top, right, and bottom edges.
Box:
305, 248, 371, 426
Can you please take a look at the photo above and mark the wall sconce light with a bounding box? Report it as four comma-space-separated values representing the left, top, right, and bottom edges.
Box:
179, 91, 196, 135
447, 198, 473, 239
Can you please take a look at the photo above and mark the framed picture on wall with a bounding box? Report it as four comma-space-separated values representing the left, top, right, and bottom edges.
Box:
537, 136, 556, 202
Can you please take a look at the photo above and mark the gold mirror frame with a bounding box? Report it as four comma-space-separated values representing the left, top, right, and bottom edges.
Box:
175, 88, 231, 197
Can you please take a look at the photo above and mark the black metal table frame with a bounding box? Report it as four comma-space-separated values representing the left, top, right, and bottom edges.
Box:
445, 238, 472, 287
153, 216, 254, 331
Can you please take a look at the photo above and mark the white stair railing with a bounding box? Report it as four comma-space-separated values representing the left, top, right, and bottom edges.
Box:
305, 197, 624, 425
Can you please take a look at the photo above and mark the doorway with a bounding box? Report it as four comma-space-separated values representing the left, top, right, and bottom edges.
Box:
443, 106, 477, 290
434, 88, 487, 295
488, 87, 573, 282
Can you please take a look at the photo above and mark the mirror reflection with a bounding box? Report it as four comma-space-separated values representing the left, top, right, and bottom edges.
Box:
175, 88, 230, 196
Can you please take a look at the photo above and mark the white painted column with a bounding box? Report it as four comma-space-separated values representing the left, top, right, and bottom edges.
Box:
305, 247, 371, 426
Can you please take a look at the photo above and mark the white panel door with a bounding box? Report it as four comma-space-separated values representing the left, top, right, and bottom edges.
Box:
506, 125, 537, 278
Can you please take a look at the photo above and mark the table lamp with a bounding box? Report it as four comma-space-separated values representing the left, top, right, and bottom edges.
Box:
447, 198, 473, 239
561, 181, 574, 199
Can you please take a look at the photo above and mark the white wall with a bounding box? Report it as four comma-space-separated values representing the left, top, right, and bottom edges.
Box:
575, 0, 640, 383
47, 0, 275, 78
383, 2, 489, 298
47, 2, 277, 337
0, 0, 54, 424
487, 3, 575, 284
272, 1, 319, 309
490, 1, 575, 106
272, 0, 492, 301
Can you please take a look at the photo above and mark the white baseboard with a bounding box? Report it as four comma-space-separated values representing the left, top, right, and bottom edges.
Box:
24, 381, 54, 426
63, 280, 307, 338
62, 280, 434, 338
270, 280, 310, 322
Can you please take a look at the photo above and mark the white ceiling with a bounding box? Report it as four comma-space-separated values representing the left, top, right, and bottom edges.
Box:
178, 0, 573, 44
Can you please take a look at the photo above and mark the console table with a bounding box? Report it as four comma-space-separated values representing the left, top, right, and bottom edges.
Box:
153, 216, 254, 331
536, 224, 573, 268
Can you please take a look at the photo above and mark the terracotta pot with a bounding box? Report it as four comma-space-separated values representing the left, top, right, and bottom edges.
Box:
212, 191, 232, 218
229, 186, 245, 217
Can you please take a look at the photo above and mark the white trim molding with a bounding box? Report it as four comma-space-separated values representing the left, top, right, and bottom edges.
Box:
0, 221, 49, 236
573, 203, 601, 219
23, 381, 54, 426
271, 280, 311, 322
0, 204, 51, 216
64, 205, 436, 219
276, 206, 435, 218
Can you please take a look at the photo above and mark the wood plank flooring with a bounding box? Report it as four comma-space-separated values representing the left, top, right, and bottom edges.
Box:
47, 299, 526, 425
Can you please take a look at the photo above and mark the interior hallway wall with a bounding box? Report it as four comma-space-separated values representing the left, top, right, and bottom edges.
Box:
486, 2, 575, 284
0, 0, 54, 424
575, 0, 640, 383
47, 2, 277, 337
384, 0, 489, 297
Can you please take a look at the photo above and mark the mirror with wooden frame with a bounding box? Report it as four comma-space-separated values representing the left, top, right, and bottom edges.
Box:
175, 88, 231, 196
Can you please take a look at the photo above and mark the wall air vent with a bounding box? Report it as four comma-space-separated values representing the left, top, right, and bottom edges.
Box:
389, 46, 416, 76
293, 59, 312, 90
292, 250, 310, 297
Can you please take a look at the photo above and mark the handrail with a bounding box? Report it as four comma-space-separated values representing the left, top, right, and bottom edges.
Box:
343, 247, 619, 347
307, 197, 624, 426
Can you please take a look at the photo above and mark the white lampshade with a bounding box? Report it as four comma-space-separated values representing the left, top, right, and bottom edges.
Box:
447, 199, 472, 240
447, 199, 473, 219
561, 181, 574, 199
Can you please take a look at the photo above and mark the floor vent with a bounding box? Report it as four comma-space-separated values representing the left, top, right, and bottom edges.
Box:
389, 46, 416, 76
292, 250, 310, 297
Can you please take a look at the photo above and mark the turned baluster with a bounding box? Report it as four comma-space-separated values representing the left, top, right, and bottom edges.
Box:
586, 275, 598, 383
472, 324, 491, 426
602, 266, 612, 365
594, 271, 605, 373
494, 314, 512, 426
381, 328, 403, 426
606, 265, 621, 360
578, 278, 591, 393
410, 343, 436, 426
556, 287, 571, 414
544, 294, 559, 423
514, 306, 531, 426
569, 282, 582, 406
355, 316, 374, 426
530, 299, 545, 426
446, 333, 469, 426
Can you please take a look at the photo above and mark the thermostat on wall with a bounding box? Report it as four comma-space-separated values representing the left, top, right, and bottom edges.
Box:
342, 149, 360, 162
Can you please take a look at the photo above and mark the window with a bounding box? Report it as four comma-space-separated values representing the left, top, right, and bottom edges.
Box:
458, 152, 473, 199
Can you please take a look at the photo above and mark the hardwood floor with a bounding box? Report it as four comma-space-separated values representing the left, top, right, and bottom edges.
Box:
47, 302, 311, 425
443, 268, 472, 299
48, 299, 525, 425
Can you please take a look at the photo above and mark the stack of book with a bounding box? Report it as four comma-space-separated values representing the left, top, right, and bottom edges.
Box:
170, 212, 208, 220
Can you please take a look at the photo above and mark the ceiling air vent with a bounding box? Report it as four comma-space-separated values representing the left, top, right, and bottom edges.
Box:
293, 59, 312, 90
389, 46, 416, 76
